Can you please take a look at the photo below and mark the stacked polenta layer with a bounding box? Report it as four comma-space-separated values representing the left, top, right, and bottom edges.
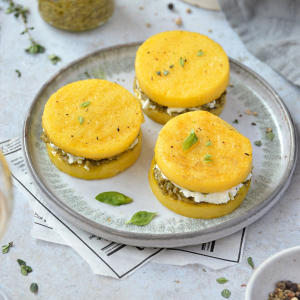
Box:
149, 111, 253, 219
134, 31, 230, 124
41, 79, 144, 180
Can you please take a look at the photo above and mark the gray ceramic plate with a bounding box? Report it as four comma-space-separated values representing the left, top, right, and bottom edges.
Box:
23, 43, 297, 247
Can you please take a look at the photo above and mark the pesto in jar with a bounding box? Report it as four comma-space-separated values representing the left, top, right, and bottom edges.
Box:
38, 0, 114, 31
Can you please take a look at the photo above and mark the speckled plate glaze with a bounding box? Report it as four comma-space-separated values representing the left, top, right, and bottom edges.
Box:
23, 43, 297, 247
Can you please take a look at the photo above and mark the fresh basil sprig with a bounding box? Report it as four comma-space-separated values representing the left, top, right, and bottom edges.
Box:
2, 241, 13, 254
126, 211, 157, 226
80, 101, 91, 108
182, 129, 198, 151
216, 277, 228, 284
95, 192, 133, 206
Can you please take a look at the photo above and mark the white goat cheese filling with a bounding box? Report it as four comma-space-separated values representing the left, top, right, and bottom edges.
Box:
135, 78, 217, 115
155, 164, 252, 205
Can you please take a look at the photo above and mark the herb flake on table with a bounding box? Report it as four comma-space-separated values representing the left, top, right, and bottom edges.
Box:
126, 211, 157, 226
80, 101, 91, 108
95, 191, 133, 206
217, 277, 228, 284
254, 141, 262, 146
179, 57, 184, 67
247, 257, 254, 269
266, 132, 275, 141
15, 70, 21, 77
30, 283, 38, 293
17, 259, 32, 276
233, 119, 238, 124
221, 289, 231, 298
2, 241, 13, 254
197, 50, 204, 56
25, 42, 45, 54
48, 54, 61, 65
182, 129, 198, 151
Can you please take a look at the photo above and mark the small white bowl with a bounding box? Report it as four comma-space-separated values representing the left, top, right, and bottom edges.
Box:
245, 246, 300, 299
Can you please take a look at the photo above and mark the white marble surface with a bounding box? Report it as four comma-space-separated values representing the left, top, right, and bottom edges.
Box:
1, 0, 300, 299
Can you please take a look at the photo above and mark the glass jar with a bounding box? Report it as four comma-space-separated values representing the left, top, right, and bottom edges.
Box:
38, 0, 115, 31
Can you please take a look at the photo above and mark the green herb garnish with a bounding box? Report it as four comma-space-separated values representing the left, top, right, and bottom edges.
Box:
21, 265, 28, 276
126, 211, 157, 226
233, 119, 238, 124
254, 141, 262, 146
95, 192, 133, 206
221, 289, 231, 298
182, 129, 198, 151
217, 277, 229, 284
80, 101, 91, 108
15, 70, 21, 77
169, 65, 174, 68
25, 42, 45, 54
17, 259, 32, 276
247, 257, 254, 269
17, 259, 26, 266
203, 154, 213, 162
197, 50, 204, 56
48, 54, 61, 65
20, 27, 34, 34
85, 71, 91, 78
179, 57, 184, 67
156, 71, 161, 76
78, 116, 84, 125
205, 141, 212, 147
2, 241, 13, 254
30, 283, 38, 293
266, 132, 275, 141
163, 70, 170, 76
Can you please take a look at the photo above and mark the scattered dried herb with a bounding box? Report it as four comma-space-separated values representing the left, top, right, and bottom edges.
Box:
254, 141, 262, 146
197, 50, 204, 56
78, 116, 84, 125
163, 70, 170, 76
15, 70, 21, 77
266, 132, 275, 141
205, 141, 212, 147
30, 283, 38, 293
95, 192, 133, 206
179, 57, 184, 67
247, 257, 254, 269
80, 101, 91, 108
217, 277, 229, 284
48, 54, 61, 65
221, 289, 231, 298
203, 154, 213, 162
233, 119, 238, 124
182, 129, 198, 151
169, 65, 174, 68
126, 211, 157, 226
156, 71, 161, 76
2, 241, 13, 254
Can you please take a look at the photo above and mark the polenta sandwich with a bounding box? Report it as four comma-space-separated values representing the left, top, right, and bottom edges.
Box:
134, 30, 230, 124
149, 111, 252, 219
41, 79, 144, 180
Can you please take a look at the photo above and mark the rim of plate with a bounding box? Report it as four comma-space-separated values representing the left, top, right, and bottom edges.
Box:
22, 42, 298, 247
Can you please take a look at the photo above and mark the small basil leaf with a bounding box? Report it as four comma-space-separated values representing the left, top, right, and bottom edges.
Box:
182, 129, 198, 151
179, 57, 184, 67
78, 116, 84, 125
80, 101, 91, 108
254, 141, 262, 146
30, 283, 38, 293
126, 211, 157, 226
95, 192, 133, 206
221, 289, 231, 298
266, 132, 274, 141
205, 141, 212, 147
26, 266, 32, 273
197, 50, 204, 56
21, 265, 28, 276
17, 259, 26, 266
217, 277, 228, 284
247, 257, 254, 269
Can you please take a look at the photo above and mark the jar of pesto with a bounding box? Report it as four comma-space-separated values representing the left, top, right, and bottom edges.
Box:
38, 0, 114, 31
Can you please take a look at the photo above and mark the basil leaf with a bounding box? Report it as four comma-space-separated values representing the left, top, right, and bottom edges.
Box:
80, 101, 91, 108
17, 259, 26, 266
247, 257, 254, 269
163, 70, 169, 76
254, 141, 262, 146
197, 50, 204, 56
179, 57, 184, 67
30, 283, 38, 293
26, 266, 32, 273
182, 129, 198, 151
78, 116, 84, 125
126, 211, 157, 226
21, 265, 28, 276
205, 141, 212, 147
95, 192, 133, 206
217, 277, 228, 284
221, 289, 231, 298
266, 132, 274, 141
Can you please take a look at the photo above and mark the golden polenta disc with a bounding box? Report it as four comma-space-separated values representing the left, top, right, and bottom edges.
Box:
155, 111, 252, 193
135, 31, 230, 108
42, 79, 144, 159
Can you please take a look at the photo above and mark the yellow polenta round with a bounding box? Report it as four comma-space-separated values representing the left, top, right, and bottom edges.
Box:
155, 111, 252, 193
42, 79, 144, 159
135, 31, 230, 108
149, 158, 251, 219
